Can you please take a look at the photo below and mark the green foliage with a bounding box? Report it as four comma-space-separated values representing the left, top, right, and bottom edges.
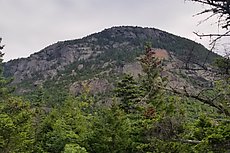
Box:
0, 97, 34, 153
214, 57, 230, 75
63, 144, 88, 153
34, 95, 94, 153
138, 48, 167, 103
0, 42, 13, 99
0, 40, 34, 153
212, 79, 230, 116
115, 74, 144, 113
184, 115, 230, 152
87, 104, 134, 153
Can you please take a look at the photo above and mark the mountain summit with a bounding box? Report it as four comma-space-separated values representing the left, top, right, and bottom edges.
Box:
3, 26, 218, 95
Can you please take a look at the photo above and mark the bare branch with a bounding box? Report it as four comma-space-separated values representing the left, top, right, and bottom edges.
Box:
188, 0, 230, 43
173, 139, 201, 144
166, 85, 230, 116
193, 31, 230, 38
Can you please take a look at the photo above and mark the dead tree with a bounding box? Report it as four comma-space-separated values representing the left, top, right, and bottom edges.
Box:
187, 0, 230, 45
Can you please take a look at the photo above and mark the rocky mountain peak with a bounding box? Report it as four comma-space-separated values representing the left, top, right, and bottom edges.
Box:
3, 26, 219, 95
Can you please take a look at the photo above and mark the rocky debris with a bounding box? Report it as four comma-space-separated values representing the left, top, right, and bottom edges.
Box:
77, 64, 84, 70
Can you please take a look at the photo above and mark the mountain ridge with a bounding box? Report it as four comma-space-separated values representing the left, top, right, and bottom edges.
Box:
4, 26, 214, 63
3, 26, 220, 96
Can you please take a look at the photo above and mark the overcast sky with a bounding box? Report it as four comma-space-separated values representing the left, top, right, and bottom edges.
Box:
0, 0, 224, 61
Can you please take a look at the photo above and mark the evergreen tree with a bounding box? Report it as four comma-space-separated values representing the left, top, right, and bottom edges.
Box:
87, 104, 133, 153
115, 74, 144, 113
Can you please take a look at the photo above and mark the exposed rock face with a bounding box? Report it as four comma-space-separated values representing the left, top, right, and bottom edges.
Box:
4, 42, 101, 84
69, 78, 113, 95
151, 49, 169, 60
122, 62, 143, 78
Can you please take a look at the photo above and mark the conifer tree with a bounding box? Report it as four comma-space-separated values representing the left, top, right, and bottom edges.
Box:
115, 74, 144, 113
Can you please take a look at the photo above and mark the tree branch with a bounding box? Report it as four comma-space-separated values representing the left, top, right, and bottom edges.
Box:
173, 139, 201, 144
187, 0, 230, 44
166, 85, 230, 116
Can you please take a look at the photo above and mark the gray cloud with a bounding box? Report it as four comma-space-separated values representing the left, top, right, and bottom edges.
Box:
0, 0, 220, 61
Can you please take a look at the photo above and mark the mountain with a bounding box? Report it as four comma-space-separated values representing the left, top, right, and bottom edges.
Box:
3, 26, 219, 100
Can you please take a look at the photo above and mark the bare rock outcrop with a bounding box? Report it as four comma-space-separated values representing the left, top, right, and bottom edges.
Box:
69, 78, 113, 96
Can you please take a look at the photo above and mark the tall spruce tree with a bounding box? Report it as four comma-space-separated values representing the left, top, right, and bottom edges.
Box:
115, 74, 144, 113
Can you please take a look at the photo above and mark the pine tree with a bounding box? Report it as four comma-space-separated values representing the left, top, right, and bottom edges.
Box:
115, 74, 144, 113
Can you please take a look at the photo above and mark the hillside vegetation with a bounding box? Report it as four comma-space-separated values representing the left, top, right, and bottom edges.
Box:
0, 27, 229, 152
